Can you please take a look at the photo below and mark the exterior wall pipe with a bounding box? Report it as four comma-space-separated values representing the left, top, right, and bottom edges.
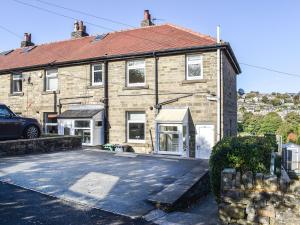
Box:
217, 25, 222, 142
154, 53, 159, 107
104, 60, 109, 144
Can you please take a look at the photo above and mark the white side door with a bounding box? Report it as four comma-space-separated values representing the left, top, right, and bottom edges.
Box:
195, 125, 214, 159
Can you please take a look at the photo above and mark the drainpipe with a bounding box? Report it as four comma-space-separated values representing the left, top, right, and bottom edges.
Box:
153, 52, 159, 154
103, 60, 109, 144
154, 52, 159, 108
217, 25, 222, 142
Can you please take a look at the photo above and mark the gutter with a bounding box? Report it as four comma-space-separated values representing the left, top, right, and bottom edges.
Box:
0, 44, 241, 75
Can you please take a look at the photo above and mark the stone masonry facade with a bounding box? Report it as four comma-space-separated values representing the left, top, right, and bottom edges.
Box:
0, 51, 237, 156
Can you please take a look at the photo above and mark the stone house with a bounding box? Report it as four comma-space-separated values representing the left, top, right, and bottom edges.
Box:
0, 10, 241, 158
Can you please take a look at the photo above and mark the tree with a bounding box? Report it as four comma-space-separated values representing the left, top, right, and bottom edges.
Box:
270, 98, 282, 106
261, 96, 269, 104
258, 112, 282, 135
285, 112, 300, 132
293, 95, 300, 105
245, 92, 257, 99
243, 112, 262, 134
277, 121, 295, 142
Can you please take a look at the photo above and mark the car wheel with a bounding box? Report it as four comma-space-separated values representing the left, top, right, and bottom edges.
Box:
24, 126, 39, 139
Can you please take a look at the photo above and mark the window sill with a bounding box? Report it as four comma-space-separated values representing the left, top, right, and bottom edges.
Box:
125, 141, 147, 146
182, 79, 207, 85
9, 92, 24, 97
87, 85, 104, 89
42, 90, 60, 95
123, 85, 149, 90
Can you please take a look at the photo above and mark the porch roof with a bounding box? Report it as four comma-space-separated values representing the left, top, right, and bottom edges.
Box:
57, 109, 102, 119
155, 108, 188, 123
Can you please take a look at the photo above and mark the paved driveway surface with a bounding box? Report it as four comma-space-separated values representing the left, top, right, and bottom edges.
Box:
0, 149, 207, 217
0, 181, 153, 225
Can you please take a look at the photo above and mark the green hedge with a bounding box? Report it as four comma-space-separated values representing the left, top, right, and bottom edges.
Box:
209, 135, 277, 199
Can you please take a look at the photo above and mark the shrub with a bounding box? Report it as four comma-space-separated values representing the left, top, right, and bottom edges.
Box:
209, 135, 277, 199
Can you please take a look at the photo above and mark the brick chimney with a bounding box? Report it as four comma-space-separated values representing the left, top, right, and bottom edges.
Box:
71, 20, 89, 39
21, 33, 34, 47
141, 10, 154, 27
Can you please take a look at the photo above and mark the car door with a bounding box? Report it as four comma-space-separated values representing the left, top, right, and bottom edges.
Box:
0, 105, 22, 139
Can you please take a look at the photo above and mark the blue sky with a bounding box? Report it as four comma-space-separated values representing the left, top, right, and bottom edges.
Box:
0, 0, 299, 93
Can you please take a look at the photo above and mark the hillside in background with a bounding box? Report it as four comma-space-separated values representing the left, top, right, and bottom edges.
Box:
238, 91, 300, 121
237, 91, 300, 144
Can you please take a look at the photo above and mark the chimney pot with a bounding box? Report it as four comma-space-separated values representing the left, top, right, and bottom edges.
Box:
71, 20, 89, 38
141, 10, 154, 27
144, 10, 150, 20
21, 33, 34, 47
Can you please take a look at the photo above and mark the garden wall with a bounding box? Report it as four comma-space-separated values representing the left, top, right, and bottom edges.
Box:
0, 136, 82, 157
219, 168, 300, 225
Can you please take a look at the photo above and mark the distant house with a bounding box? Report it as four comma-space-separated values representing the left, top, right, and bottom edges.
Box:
0, 10, 241, 158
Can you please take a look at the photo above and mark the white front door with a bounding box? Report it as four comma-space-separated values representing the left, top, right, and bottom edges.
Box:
195, 125, 214, 159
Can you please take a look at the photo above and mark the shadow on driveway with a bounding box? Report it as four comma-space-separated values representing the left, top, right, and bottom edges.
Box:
0, 181, 153, 225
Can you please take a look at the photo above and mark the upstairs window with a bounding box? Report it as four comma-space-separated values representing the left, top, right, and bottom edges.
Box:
92, 63, 103, 86
12, 74, 23, 93
127, 112, 145, 143
45, 69, 58, 91
186, 54, 203, 80
127, 59, 145, 86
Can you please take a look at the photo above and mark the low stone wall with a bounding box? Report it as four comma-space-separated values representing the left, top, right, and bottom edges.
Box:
219, 168, 300, 225
0, 136, 82, 157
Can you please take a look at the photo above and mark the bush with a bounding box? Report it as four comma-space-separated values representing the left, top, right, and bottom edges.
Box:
209, 135, 277, 199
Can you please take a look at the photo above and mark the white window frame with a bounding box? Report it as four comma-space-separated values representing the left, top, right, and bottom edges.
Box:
73, 119, 93, 145
127, 59, 146, 87
157, 123, 183, 155
186, 54, 203, 80
127, 112, 146, 143
92, 63, 104, 86
12, 73, 23, 93
44, 113, 58, 134
45, 69, 58, 91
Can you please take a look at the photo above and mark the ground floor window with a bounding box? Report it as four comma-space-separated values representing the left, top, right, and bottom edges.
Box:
74, 120, 91, 144
159, 125, 180, 152
156, 123, 189, 156
58, 119, 92, 145
127, 112, 145, 143
44, 112, 58, 134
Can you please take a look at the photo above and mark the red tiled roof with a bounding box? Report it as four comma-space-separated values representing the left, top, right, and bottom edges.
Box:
0, 24, 217, 72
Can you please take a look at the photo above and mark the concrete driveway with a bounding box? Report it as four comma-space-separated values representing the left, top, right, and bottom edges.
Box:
0, 149, 208, 218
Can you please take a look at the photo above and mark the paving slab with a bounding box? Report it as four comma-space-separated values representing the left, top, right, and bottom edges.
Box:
0, 149, 208, 218
152, 194, 220, 225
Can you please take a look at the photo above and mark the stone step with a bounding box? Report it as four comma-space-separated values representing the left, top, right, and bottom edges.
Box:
147, 164, 210, 211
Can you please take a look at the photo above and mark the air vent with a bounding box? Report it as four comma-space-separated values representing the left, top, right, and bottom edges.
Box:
0, 50, 14, 56
22, 46, 36, 53
92, 33, 108, 43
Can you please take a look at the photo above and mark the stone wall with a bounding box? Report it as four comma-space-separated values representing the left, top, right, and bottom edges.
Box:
222, 52, 238, 137
0, 136, 82, 157
219, 168, 300, 225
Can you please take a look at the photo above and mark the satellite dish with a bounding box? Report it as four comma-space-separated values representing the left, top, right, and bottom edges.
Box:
238, 88, 245, 96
